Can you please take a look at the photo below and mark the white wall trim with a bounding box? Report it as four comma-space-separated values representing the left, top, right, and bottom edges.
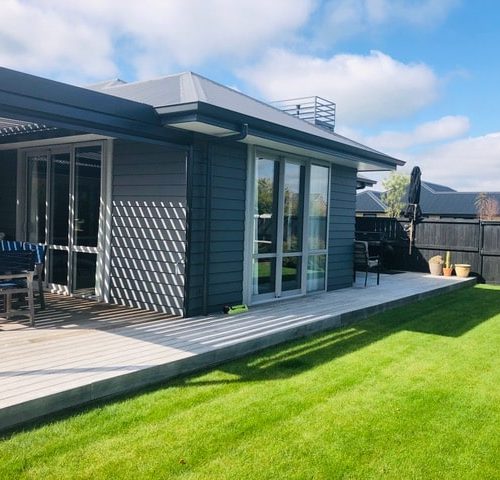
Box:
100, 139, 114, 303
242, 144, 255, 306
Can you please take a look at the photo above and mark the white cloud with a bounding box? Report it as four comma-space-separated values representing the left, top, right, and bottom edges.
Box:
410, 132, 500, 191
361, 116, 470, 151
0, 0, 117, 82
319, 0, 459, 42
240, 50, 440, 125
365, 131, 500, 192
1, 0, 315, 81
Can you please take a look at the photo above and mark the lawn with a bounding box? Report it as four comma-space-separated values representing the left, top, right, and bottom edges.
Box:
1, 284, 499, 479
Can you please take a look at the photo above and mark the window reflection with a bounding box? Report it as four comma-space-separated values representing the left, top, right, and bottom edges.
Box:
307, 255, 326, 292
254, 158, 278, 254
282, 256, 301, 291
27, 155, 47, 243
308, 165, 329, 251
283, 163, 304, 253
253, 258, 276, 295
74, 146, 101, 247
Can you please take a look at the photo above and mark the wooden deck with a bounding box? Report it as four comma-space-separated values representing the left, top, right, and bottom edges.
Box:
0, 272, 475, 432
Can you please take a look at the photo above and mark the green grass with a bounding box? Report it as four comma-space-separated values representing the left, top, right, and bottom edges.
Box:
1, 284, 499, 479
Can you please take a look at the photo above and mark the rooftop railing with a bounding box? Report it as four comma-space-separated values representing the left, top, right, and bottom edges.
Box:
271, 96, 336, 132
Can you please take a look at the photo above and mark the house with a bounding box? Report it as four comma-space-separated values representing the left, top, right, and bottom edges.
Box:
0, 67, 403, 317
356, 175, 376, 190
357, 181, 500, 219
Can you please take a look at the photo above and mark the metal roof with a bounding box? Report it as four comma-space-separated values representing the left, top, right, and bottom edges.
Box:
90, 72, 403, 169
0, 67, 176, 145
0, 67, 404, 170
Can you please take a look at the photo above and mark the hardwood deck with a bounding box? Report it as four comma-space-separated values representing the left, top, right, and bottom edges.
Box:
0, 272, 475, 432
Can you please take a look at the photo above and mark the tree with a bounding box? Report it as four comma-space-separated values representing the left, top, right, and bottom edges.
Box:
475, 192, 499, 220
381, 172, 410, 218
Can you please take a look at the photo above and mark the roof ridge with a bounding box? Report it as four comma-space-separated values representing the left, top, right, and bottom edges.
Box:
368, 190, 387, 209
187, 73, 393, 157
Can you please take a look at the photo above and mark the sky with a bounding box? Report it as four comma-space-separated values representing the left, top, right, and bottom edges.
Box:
1, 0, 499, 191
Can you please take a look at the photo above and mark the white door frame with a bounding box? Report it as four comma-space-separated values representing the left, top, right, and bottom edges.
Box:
243, 147, 331, 305
17, 139, 113, 301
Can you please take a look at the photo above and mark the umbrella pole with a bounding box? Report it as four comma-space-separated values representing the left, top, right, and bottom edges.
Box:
409, 220, 413, 255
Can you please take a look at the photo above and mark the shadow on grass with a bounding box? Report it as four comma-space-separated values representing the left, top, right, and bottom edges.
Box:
186, 285, 500, 386
2, 285, 499, 438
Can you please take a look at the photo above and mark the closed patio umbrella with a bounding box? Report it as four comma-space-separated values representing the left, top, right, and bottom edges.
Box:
405, 166, 422, 254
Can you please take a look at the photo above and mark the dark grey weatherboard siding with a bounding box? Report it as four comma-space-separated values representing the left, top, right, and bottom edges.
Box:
110, 140, 187, 316
185, 139, 247, 316
0, 150, 17, 240
327, 165, 357, 290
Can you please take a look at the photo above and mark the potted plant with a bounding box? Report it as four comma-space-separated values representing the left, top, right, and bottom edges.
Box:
428, 255, 444, 276
455, 264, 471, 278
443, 251, 453, 276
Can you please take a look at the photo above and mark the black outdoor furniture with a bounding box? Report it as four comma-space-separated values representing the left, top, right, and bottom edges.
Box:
353, 240, 380, 287
0, 250, 36, 326
0, 241, 46, 309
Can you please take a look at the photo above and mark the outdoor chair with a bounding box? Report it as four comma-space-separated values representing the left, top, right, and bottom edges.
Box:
0, 240, 46, 309
353, 240, 380, 287
23, 242, 47, 309
0, 250, 36, 326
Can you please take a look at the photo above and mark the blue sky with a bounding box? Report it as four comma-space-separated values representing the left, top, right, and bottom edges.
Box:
2, 0, 499, 191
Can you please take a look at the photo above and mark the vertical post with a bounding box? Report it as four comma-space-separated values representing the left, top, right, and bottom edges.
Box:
478, 219, 484, 281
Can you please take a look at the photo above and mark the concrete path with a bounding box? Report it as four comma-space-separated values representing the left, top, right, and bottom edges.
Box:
0, 272, 474, 432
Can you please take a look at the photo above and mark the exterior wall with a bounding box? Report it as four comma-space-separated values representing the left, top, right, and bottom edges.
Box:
185, 139, 247, 316
327, 165, 357, 290
109, 140, 188, 316
0, 150, 17, 240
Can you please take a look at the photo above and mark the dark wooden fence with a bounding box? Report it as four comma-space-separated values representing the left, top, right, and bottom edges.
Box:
355, 217, 500, 283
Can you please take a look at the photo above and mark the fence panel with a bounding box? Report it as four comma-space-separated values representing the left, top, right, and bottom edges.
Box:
355, 217, 500, 283
481, 221, 500, 283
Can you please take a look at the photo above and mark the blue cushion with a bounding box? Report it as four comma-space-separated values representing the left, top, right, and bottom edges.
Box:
0, 240, 24, 252
23, 243, 47, 264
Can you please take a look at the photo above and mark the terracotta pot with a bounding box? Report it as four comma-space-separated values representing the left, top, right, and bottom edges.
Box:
443, 267, 453, 276
455, 264, 471, 278
429, 262, 443, 276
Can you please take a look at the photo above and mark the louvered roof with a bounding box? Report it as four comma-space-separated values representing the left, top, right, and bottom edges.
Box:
0, 116, 56, 137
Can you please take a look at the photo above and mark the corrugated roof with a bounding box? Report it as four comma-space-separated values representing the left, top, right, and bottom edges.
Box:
89, 72, 400, 163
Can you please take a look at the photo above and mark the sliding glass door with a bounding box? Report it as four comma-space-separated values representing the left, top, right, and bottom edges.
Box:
251, 152, 329, 303
25, 143, 103, 296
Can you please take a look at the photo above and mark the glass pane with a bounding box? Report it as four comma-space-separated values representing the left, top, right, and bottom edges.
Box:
74, 146, 102, 247
255, 158, 278, 254
27, 155, 47, 243
283, 163, 304, 253
307, 255, 326, 292
253, 258, 276, 295
48, 249, 68, 285
50, 153, 70, 246
73, 252, 97, 294
309, 165, 329, 251
282, 256, 301, 292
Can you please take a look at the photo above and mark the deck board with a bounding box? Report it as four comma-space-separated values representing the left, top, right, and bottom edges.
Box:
0, 272, 474, 431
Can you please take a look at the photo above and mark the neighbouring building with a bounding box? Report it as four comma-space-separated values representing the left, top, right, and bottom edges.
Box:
356, 181, 500, 219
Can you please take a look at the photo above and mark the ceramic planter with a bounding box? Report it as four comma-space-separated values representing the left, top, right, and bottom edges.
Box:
429, 262, 443, 276
455, 264, 471, 278
443, 267, 453, 276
